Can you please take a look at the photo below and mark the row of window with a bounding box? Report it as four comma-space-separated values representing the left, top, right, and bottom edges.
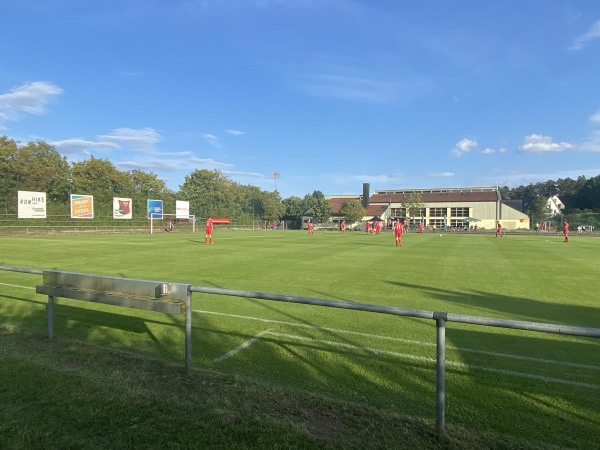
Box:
389, 207, 470, 218
405, 219, 474, 228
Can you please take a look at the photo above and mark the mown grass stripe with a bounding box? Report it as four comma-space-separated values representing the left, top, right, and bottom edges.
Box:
195, 309, 600, 372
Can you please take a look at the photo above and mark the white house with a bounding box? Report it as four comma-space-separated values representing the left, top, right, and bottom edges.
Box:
547, 195, 565, 216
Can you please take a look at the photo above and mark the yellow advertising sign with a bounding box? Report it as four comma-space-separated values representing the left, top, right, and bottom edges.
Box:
70, 195, 94, 219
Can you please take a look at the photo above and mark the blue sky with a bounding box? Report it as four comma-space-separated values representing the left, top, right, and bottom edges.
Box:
1, 0, 600, 199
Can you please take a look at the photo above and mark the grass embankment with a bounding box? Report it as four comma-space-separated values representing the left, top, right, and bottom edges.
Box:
1, 328, 556, 450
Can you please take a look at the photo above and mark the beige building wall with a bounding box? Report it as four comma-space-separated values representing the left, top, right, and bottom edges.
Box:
387, 201, 529, 230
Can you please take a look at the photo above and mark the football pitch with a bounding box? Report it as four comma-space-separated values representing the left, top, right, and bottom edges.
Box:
1, 229, 599, 446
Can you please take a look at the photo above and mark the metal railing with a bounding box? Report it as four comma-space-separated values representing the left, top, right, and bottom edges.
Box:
2, 265, 600, 436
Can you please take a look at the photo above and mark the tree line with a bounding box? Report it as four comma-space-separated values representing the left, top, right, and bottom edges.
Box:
499, 176, 600, 224
0, 136, 331, 227
2, 136, 598, 227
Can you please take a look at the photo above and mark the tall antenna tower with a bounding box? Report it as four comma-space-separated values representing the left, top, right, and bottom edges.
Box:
273, 170, 279, 191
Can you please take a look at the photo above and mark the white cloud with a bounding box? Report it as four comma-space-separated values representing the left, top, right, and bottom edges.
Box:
50, 138, 120, 154
117, 160, 182, 172
0, 81, 63, 120
201, 133, 223, 149
297, 72, 399, 103
452, 138, 478, 157
222, 170, 265, 179
568, 19, 600, 51
519, 134, 573, 153
0, 111, 9, 129
289, 61, 432, 105
579, 130, 600, 152
225, 129, 246, 135
51, 128, 162, 157
98, 127, 161, 148
480, 148, 495, 155
143, 150, 193, 157
187, 157, 233, 168
590, 110, 600, 124
427, 172, 455, 177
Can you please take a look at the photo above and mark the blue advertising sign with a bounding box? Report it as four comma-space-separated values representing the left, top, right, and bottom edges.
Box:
147, 199, 163, 219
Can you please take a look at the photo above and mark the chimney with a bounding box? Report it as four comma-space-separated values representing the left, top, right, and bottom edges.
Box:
362, 183, 370, 209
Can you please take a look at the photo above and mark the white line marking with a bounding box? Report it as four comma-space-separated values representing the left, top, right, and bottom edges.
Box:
214, 330, 272, 363
194, 309, 600, 371
228, 330, 600, 390
8, 238, 158, 245
0, 282, 35, 290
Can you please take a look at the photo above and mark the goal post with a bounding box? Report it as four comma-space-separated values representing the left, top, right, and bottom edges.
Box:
149, 213, 196, 234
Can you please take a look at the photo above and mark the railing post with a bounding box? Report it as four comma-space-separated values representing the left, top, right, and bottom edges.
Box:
48, 295, 55, 341
185, 288, 192, 373
434, 312, 447, 436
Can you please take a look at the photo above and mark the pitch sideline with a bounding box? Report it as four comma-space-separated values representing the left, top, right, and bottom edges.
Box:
199, 309, 600, 372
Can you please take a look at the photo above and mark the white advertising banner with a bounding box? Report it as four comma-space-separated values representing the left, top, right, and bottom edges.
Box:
18, 191, 47, 218
113, 197, 133, 219
176, 200, 190, 219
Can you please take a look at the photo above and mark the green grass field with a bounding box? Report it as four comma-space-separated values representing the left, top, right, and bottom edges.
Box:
1, 229, 599, 448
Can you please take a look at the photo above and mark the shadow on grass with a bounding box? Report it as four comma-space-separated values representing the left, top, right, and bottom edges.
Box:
3, 278, 600, 448
386, 280, 600, 328
381, 279, 600, 446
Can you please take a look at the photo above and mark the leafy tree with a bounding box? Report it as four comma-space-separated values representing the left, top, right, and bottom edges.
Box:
498, 186, 511, 199
0, 137, 71, 214
261, 191, 285, 222
529, 195, 552, 227
282, 196, 305, 228
177, 169, 269, 221
0, 137, 20, 214
15, 140, 70, 193
70, 156, 134, 217
570, 175, 600, 211
402, 192, 425, 219
301, 190, 326, 217
339, 200, 365, 224
282, 196, 304, 219
118, 169, 171, 219
311, 197, 332, 224
4, 135, 600, 224
178, 169, 231, 218
235, 184, 265, 223
129, 169, 166, 197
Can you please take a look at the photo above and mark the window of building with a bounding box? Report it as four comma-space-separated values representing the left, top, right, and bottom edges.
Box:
451, 219, 467, 228
450, 207, 469, 217
390, 207, 406, 217
429, 208, 446, 217
430, 219, 446, 227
